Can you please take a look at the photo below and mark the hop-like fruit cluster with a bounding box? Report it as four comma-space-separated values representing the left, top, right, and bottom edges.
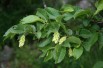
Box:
59, 36, 66, 45
19, 35, 25, 47
52, 31, 60, 44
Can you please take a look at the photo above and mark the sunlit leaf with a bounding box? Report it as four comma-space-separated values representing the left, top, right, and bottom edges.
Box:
61, 5, 74, 12
4, 24, 24, 37
4, 24, 36, 39
94, 0, 103, 15
21, 15, 43, 24
45, 7, 60, 19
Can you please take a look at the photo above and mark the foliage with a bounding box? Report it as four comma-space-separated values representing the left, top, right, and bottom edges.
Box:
94, 0, 103, 15
93, 61, 103, 68
4, 0, 103, 65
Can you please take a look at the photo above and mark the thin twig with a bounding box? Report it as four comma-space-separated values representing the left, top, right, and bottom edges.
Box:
42, 0, 47, 8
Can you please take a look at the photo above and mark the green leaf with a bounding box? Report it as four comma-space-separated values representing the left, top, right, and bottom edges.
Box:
4, 24, 28, 37
39, 37, 52, 47
56, 15, 68, 34
39, 51, 47, 58
79, 29, 92, 38
36, 23, 44, 31
56, 47, 66, 63
91, 24, 100, 31
61, 5, 74, 12
94, 0, 103, 15
35, 31, 42, 39
73, 46, 83, 59
83, 19, 90, 27
83, 32, 98, 51
3, 33, 15, 41
53, 47, 66, 63
68, 36, 81, 47
63, 13, 73, 21
4, 24, 28, 39
36, 8, 48, 22
53, 45, 61, 63
47, 22, 60, 36
24, 25, 36, 33
41, 31, 47, 38
61, 39, 71, 47
45, 7, 60, 19
39, 45, 53, 58
4, 25, 22, 36
21, 15, 43, 24
4, 26, 16, 37
93, 61, 103, 68
74, 9, 90, 18
98, 33, 103, 49
44, 50, 53, 62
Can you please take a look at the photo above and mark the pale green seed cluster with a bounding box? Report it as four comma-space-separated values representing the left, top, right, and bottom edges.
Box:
19, 35, 25, 47
52, 31, 60, 44
59, 36, 66, 45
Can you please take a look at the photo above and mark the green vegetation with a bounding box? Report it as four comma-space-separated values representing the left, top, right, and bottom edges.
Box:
1, 0, 103, 68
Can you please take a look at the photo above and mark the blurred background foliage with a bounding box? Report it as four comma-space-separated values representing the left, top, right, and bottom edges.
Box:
0, 0, 103, 68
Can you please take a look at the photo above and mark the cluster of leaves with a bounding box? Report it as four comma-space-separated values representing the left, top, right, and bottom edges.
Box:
4, 0, 103, 64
